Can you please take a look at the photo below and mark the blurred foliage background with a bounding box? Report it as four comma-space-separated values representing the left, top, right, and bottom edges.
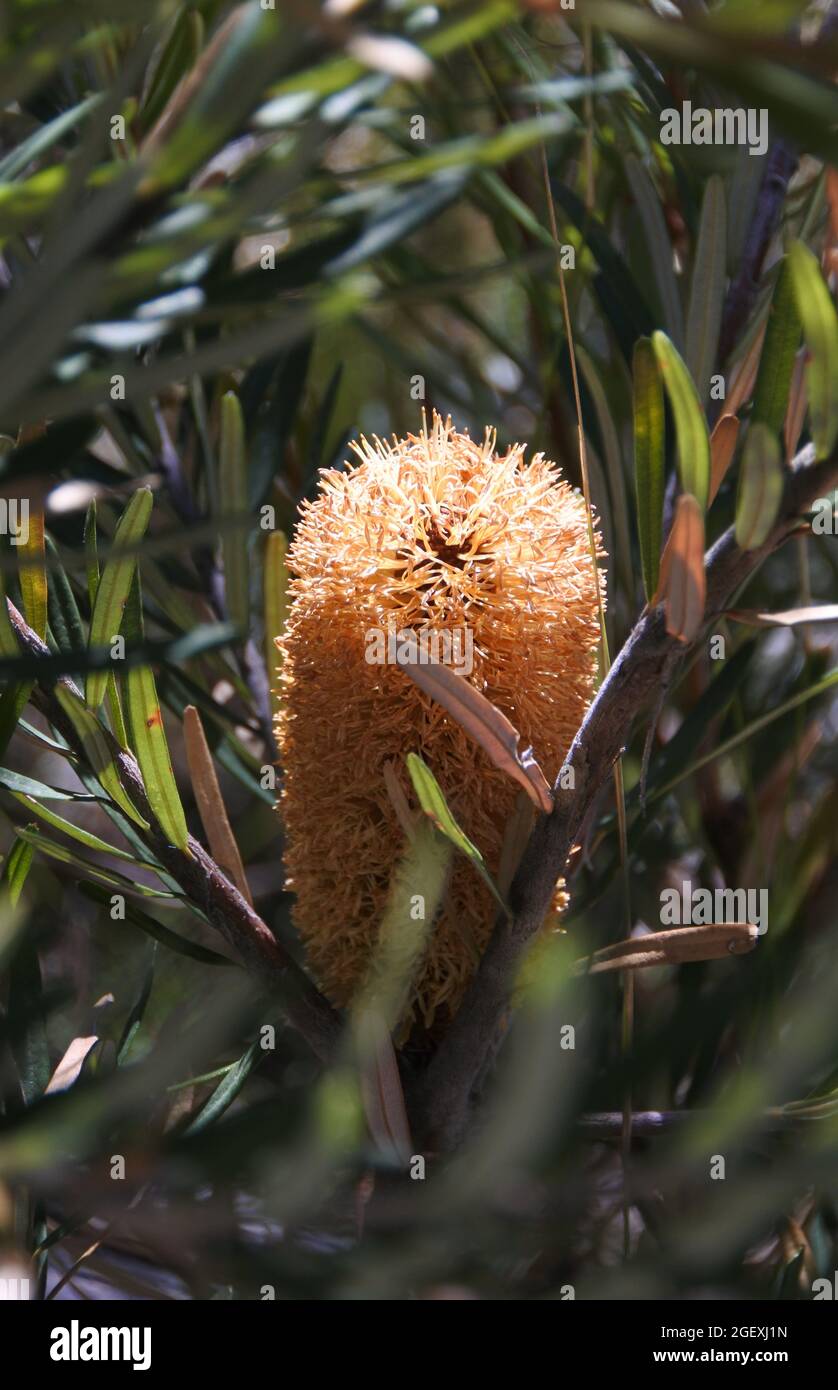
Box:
0, 0, 836, 1301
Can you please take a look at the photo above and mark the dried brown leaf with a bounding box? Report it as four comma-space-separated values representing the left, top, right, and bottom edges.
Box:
183, 704, 252, 904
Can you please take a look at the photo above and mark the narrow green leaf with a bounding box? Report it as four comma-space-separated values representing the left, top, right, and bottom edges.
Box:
625, 154, 685, 349
0, 565, 31, 758
686, 175, 726, 404
788, 240, 838, 459
2, 835, 33, 907
117, 945, 157, 1065
19, 507, 47, 639
0, 94, 101, 182
139, 9, 205, 133
219, 391, 249, 635
85, 486, 153, 710
79, 882, 234, 969
54, 683, 149, 829
576, 346, 633, 599
7, 898, 48, 1104
751, 258, 801, 439
264, 529, 288, 722
84, 500, 129, 747
0, 767, 96, 800
15, 825, 172, 897
356, 817, 453, 1028
122, 572, 190, 853
633, 337, 666, 601
652, 330, 711, 510
406, 752, 509, 917
45, 534, 85, 658
735, 422, 784, 550
10, 792, 151, 864
185, 1041, 261, 1135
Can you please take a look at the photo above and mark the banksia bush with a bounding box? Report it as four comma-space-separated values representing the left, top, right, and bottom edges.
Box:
276, 413, 604, 1028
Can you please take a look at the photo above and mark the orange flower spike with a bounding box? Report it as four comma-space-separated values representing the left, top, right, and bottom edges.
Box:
275, 413, 605, 1030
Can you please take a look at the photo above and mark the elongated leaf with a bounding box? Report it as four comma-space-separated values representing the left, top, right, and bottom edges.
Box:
183, 705, 251, 902
735, 421, 784, 550
79, 882, 235, 968
576, 345, 633, 598
0, 767, 96, 800
15, 825, 172, 896
55, 684, 149, 829
355, 1009, 412, 1165
632, 336, 665, 600
264, 529, 288, 723
586, 924, 757, 975
406, 752, 509, 917
784, 347, 808, 462
10, 792, 149, 864
686, 175, 726, 403
708, 414, 741, 505
219, 391, 249, 634
7, 892, 48, 1104
2, 834, 33, 907
356, 815, 454, 1029
122, 572, 189, 853
652, 331, 711, 510
788, 240, 838, 459
395, 636, 553, 813
656, 492, 706, 642
0, 566, 31, 758
625, 154, 685, 349
751, 258, 801, 439
85, 486, 152, 709
185, 1041, 261, 1135
19, 506, 46, 639
84, 499, 128, 747
725, 605, 838, 627
139, 8, 205, 133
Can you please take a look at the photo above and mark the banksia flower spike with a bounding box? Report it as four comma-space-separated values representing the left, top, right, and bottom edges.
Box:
276, 414, 604, 1030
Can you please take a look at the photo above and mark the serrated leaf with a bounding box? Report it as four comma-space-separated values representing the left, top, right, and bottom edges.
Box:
686, 175, 726, 403
632, 336, 665, 600
788, 240, 838, 459
751, 258, 801, 439
406, 751, 509, 918
122, 572, 189, 853
652, 331, 711, 511
219, 390, 249, 635
735, 421, 784, 550
55, 683, 149, 829
85, 486, 153, 710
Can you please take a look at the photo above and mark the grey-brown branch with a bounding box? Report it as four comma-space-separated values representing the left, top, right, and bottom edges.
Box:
413, 444, 838, 1149
4, 604, 342, 1063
